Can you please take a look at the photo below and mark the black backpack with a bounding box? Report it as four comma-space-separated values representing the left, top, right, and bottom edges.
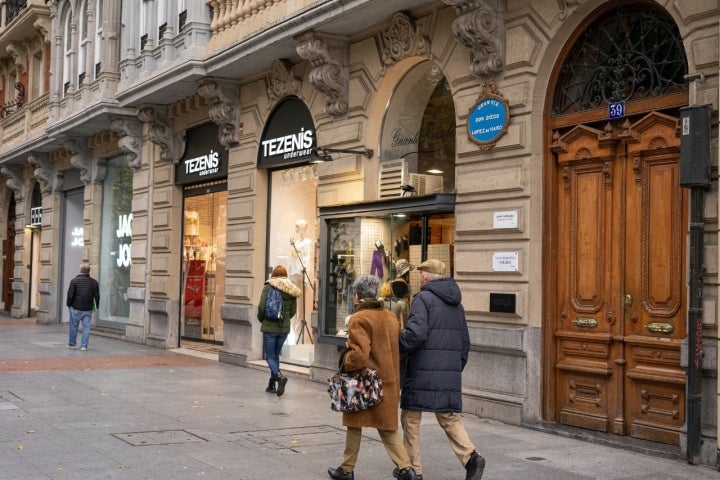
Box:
264, 286, 284, 320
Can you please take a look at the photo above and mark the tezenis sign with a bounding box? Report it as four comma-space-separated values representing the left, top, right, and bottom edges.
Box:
258, 96, 317, 169
175, 123, 228, 185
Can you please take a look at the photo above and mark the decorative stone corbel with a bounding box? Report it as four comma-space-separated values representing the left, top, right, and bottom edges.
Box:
0, 165, 24, 202
137, 107, 186, 164
267, 59, 301, 107
442, 0, 504, 79
28, 153, 63, 194
64, 138, 106, 184
34, 17, 51, 44
197, 79, 241, 148
110, 116, 144, 170
296, 32, 349, 116
381, 12, 430, 66
6, 42, 27, 74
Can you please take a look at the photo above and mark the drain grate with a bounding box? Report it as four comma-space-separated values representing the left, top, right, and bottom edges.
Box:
230, 425, 379, 453
112, 429, 207, 446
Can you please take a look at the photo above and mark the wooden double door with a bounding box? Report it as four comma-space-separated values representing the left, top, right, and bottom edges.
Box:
549, 112, 687, 445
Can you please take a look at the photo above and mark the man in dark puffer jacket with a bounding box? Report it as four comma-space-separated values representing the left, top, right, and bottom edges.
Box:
66, 263, 100, 351
398, 259, 485, 480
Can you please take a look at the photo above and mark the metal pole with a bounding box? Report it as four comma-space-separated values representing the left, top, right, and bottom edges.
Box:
686, 187, 704, 464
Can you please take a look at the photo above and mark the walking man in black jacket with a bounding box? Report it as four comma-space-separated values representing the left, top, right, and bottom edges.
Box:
398, 259, 485, 480
66, 263, 100, 351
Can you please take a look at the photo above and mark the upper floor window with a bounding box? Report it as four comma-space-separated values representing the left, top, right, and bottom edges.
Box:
178, 0, 187, 31
63, 12, 72, 95
78, 0, 89, 85
140, 0, 150, 50
94, 0, 103, 79
158, 0, 167, 39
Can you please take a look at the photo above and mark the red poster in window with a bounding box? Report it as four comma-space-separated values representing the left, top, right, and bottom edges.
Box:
184, 260, 205, 318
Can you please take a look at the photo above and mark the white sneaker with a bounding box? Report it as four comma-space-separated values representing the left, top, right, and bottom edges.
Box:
80, 347, 87, 351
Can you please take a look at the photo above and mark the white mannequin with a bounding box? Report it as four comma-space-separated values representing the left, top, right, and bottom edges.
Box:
289, 219, 312, 277
289, 219, 313, 342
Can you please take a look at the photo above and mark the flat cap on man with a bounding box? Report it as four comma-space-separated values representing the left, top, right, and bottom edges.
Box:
417, 259, 446, 276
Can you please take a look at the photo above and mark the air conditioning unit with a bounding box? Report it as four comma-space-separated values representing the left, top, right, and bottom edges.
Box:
378, 160, 408, 199
408, 173, 443, 195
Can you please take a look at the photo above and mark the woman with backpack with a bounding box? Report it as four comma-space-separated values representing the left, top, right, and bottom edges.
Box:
257, 265, 301, 396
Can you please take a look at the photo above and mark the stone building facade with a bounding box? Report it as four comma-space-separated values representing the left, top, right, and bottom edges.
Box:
0, 0, 716, 467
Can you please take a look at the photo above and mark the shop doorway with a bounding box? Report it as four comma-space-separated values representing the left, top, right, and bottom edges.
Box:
544, 4, 689, 445
268, 166, 318, 365
181, 182, 227, 344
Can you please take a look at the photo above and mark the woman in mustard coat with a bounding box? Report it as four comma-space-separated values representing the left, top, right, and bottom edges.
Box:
328, 275, 418, 480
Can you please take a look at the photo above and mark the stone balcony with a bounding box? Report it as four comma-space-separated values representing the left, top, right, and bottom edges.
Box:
0, 93, 48, 155
205, 0, 317, 53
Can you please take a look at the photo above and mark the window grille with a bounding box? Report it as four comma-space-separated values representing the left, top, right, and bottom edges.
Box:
552, 6, 688, 116
30, 207, 42, 226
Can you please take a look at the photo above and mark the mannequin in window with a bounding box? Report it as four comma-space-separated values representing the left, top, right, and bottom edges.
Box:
289, 219, 313, 340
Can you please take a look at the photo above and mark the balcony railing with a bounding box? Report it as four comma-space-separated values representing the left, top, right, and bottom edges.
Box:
6, 0, 27, 25
206, 0, 314, 51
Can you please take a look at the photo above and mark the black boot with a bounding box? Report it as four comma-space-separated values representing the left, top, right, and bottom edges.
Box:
265, 376, 276, 393
465, 451, 485, 480
327, 467, 354, 480
276, 372, 288, 397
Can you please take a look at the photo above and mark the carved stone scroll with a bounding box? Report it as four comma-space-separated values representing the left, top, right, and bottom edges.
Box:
64, 138, 106, 184
110, 116, 143, 170
442, 0, 505, 79
197, 79, 241, 148
1, 165, 24, 202
28, 153, 62, 194
137, 106, 187, 164
296, 32, 349, 116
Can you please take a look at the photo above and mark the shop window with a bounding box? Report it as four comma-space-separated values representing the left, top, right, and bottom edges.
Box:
267, 165, 318, 362
319, 196, 455, 341
98, 156, 133, 325
379, 61, 455, 198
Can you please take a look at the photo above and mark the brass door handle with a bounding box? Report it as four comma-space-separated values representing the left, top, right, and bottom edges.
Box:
625, 293, 633, 307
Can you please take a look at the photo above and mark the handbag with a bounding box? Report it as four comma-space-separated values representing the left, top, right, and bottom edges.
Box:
328, 365, 383, 413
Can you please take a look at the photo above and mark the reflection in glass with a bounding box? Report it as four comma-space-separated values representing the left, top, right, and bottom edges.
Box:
99, 156, 133, 324
380, 61, 455, 198
323, 212, 454, 337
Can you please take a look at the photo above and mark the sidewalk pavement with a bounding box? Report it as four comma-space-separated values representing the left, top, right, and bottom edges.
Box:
1, 317, 719, 480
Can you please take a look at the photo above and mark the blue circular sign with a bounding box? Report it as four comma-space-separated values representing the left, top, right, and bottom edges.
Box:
468, 96, 509, 145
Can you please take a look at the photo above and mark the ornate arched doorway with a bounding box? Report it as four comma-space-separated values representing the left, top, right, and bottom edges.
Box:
543, 3, 689, 445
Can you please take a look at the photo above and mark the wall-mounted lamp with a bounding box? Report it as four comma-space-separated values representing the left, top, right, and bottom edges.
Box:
310, 146, 374, 163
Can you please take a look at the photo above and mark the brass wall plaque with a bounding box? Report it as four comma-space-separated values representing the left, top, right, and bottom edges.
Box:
572, 317, 598, 328
645, 322, 674, 334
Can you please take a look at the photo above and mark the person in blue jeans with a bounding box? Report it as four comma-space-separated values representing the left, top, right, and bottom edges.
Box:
257, 265, 301, 396
66, 263, 100, 351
